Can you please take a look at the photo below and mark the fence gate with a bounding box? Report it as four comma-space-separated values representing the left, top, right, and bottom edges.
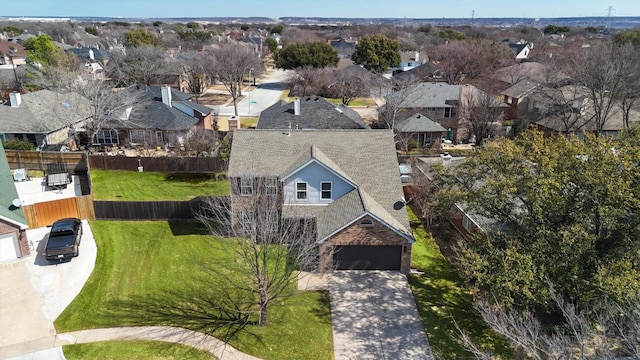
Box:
24, 198, 81, 228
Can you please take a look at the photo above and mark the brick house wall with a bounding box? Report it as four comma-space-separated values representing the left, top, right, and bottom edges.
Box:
448, 205, 479, 241
320, 216, 412, 273
0, 219, 30, 258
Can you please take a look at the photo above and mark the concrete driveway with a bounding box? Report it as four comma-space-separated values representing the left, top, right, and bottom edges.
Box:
0, 221, 96, 358
217, 69, 291, 117
329, 271, 434, 360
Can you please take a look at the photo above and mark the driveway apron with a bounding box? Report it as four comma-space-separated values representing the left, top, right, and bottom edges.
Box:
329, 270, 434, 360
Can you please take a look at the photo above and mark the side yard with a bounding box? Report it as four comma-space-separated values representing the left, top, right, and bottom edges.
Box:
407, 209, 511, 359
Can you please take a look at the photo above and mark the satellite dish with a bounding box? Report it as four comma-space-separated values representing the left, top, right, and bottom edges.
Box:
393, 200, 405, 210
12, 199, 23, 208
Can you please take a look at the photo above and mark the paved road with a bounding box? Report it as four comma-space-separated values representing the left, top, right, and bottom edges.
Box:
330, 271, 434, 360
217, 69, 291, 117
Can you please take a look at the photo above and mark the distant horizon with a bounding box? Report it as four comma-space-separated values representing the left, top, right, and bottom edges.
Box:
2, 15, 639, 20
1, 0, 638, 19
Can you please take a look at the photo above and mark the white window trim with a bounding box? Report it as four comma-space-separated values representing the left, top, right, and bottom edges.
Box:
265, 177, 278, 195
96, 129, 119, 144
296, 182, 308, 200
240, 177, 253, 196
462, 215, 473, 232
320, 181, 332, 200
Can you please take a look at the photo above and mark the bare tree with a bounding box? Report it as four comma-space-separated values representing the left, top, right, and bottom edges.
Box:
203, 43, 262, 116
196, 177, 319, 326
617, 45, 640, 129
459, 291, 640, 360
571, 42, 633, 136
528, 85, 592, 136
176, 50, 208, 103
458, 88, 504, 146
184, 127, 219, 156
287, 66, 326, 97
431, 40, 511, 85
377, 77, 421, 130
106, 45, 171, 86
326, 68, 368, 105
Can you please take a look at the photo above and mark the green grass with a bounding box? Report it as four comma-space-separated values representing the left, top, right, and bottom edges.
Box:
407, 209, 512, 359
90, 170, 230, 200
241, 117, 259, 128
55, 221, 332, 360
64, 340, 215, 359
326, 98, 377, 107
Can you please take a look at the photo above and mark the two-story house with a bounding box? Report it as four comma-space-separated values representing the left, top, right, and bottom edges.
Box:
383, 82, 503, 143
228, 129, 415, 272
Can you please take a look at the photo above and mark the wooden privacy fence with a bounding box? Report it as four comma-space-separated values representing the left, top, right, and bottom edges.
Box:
22, 195, 95, 228
5, 150, 88, 173
89, 155, 227, 173
93, 196, 227, 220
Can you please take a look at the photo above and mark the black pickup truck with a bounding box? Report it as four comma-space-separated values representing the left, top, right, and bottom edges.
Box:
45, 218, 83, 261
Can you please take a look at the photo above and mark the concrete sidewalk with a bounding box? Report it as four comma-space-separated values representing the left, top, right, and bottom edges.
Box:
1, 326, 262, 360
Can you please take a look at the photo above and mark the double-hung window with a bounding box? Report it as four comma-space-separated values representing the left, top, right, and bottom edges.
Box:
444, 107, 456, 118
240, 177, 253, 196
265, 177, 278, 195
321, 182, 332, 200
296, 182, 308, 200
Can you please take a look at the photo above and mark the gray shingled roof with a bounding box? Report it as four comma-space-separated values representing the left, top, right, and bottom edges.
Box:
396, 113, 447, 133
229, 129, 413, 242
385, 82, 467, 108
257, 96, 370, 130
0, 142, 27, 227
101, 86, 204, 131
502, 81, 540, 99
0, 90, 91, 134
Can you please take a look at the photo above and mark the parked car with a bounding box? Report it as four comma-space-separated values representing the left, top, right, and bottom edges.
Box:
45, 218, 83, 261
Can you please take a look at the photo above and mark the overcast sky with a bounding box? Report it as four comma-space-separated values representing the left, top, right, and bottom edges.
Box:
1, 0, 638, 19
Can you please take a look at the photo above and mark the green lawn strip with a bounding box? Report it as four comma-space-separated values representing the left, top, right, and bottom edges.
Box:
325, 98, 376, 107
241, 117, 259, 128
90, 170, 230, 200
55, 221, 332, 360
407, 209, 511, 359
64, 340, 215, 360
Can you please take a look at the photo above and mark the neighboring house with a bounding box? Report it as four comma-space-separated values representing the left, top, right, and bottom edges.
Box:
506, 40, 533, 60
391, 51, 429, 74
68, 31, 101, 49
392, 62, 446, 83
228, 129, 415, 272
383, 82, 503, 142
0, 39, 27, 66
533, 105, 640, 139
395, 113, 447, 151
257, 96, 370, 130
0, 141, 30, 263
95, 85, 214, 148
0, 90, 91, 149
501, 80, 540, 121
66, 47, 109, 80
328, 38, 357, 59
416, 156, 497, 241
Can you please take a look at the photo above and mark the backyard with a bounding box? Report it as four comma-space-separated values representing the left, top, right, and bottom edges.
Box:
55, 221, 333, 360
90, 170, 230, 201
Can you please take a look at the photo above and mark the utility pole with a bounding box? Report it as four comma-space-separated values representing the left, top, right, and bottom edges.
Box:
471, 10, 475, 24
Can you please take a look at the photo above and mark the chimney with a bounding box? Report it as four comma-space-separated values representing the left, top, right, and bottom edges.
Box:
89, 48, 95, 60
10, 92, 21, 108
415, 51, 419, 62
228, 115, 240, 131
161, 85, 172, 107
294, 98, 301, 115
440, 152, 452, 166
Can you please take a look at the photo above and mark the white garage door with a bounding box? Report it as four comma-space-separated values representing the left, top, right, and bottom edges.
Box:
0, 233, 20, 262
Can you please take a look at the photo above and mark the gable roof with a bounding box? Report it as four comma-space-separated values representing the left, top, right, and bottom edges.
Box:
0, 90, 91, 134
103, 86, 207, 131
502, 81, 540, 99
257, 96, 369, 130
385, 82, 484, 109
0, 39, 27, 59
0, 142, 28, 229
396, 113, 447, 133
229, 129, 412, 241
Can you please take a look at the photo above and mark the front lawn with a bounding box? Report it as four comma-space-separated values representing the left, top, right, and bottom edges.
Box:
55, 221, 332, 360
326, 98, 377, 107
408, 209, 511, 359
64, 340, 215, 360
90, 170, 229, 200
